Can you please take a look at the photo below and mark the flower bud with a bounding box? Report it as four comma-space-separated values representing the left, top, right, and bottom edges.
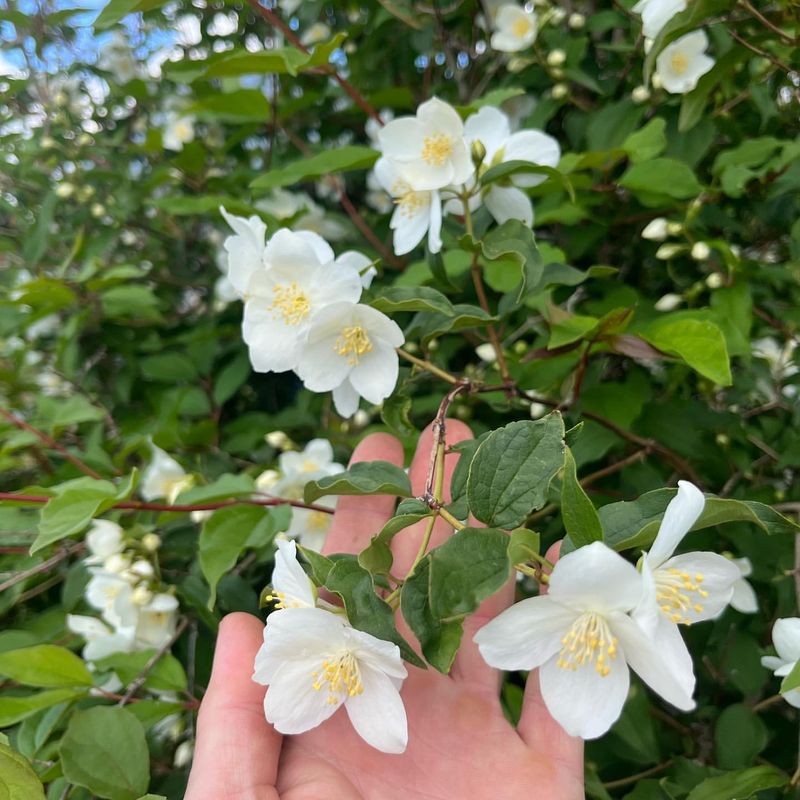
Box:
513, 340, 528, 355
651, 72, 663, 89
91, 203, 106, 218
476, 343, 497, 363
691, 241, 711, 261
255, 469, 280, 492
77, 133, 93, 146
265, 431, 291, 450
550, 7, 566, 23
666, 222, 683, 236
641, 217, 668, 241
632, 85, 651, 104
141, 533, 161, 552
655, 243, 683, 260
654, 293, 682, 311
104, 553, 131, 574
132, 585, 153, 606
551, 83, 568, 99
568, 12, 585, 29
715, 433, 730, 447
352, 409, 370, 428
470, 139, 487, 167
404, 342, 419, 354
174, 740, 194, 768
550, 66, 564, 79
55, 182, 74, 199
131, 559, 155, 579
41, 135, 57, 149
427, 338, 439, 352
705, 272, 724, 289
547, 49, 566, 67
529, 402, 548, 419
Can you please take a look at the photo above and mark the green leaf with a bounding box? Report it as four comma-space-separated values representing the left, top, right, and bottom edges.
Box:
714, 704, 767, 770
36, 395, 105, 428
400, 557, 463, 673
94, 651, 187, 693
204, 48, 309, 78
480, 161, 575, 202
94, 0, 168, 28
685, 766, 786, 800
358, 505, 432, 575
428, 528, 510, 620
0, 689, 84, 727
200, 505, 275, 608
140, 353, 198, 383
251, 146, 378, 191
369, 286, 455, 316
600, 489, 800, 551
507, 527, 541, 566
304, 461, 412, 504
467, 414, 566, 528
60, 706, 150, 800
404, 303, 496, 343
175, 473, 255, 506
619, 158, 702, 201
32, 478, 119, 554
637, 317, 732, 385
23, 192, 57, 268
623, 118, 667, 163
0, 645, 93, 688
213, 352, 251, 406
296, 545, 335, 586
780, 658, 800, 694
561, 448, 603, 548
324, 559, 425, 668
188, 89, 271, 123
0, 742, 45, 800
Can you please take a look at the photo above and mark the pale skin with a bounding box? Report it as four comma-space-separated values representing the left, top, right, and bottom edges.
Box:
185, 422, 584, 800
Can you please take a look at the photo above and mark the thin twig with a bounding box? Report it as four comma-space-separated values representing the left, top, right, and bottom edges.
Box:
738, 0, 795, 43
397, 348, 459, 384
0, 408, 104, 480
602, 759, 674, 790
0, 543, 83, 593
728, 28, 792, 74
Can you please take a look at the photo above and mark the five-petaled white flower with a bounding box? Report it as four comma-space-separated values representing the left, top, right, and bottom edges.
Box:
632, 0, 686, 39
490, 4, 539, 53
460, 105, 561, 226
242, 229, 363, 374
297, 302, 404, 418
654, 31, 715, 94
220, 206, 268, 297
374, 157, 443, 255
253, 606, 408, 752
475, 541, 696, 739
762, 618, 800, 707
140, 441, 194, 503
378, 97, 473, 191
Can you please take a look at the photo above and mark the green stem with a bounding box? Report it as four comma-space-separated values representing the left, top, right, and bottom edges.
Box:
438, 506, 466, 530
397, 347, 458, 384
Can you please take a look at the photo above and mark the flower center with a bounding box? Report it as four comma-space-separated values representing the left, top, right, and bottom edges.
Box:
334, 325, 373, 365
308, 510, 330, 532
656, 567, 708, 624
421, 133, 453, 167
301, 459, 320, 472
312, 651, 363, 705
512, 17, 533, 38
670, 52, 689, 74
396, 187, 427, 217
270, 282, 310, 326
557, 612, 618, 677
264, 588, 305, 610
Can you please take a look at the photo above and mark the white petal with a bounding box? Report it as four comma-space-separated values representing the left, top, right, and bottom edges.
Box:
613, 612, 696, 711
67, 614, 111, 639
504, 130, 561, 187
474, 596, 576, 671
784, 689, 800, 708
548, 541, 643, 614
294, 230, 334, 264
659, 551, 740, 623
646, 481, 705, 567
773, 618, 800, 664
345, 626, 407, 681
141, 443, 186, 501
242, 304, 302, 374
349, 346, 399, 405
761, 655, 789, 673
272, 539, 316, 608
416, 97, 464, 139
539, 651, 630, 739
307, 262, 363, 308
730, 578, 758, 614
392, 201, 430, 255
332, 379, 361, 418
378, 118, 425, 162
632, 558, 661, 640
427, 191, 443, 254
345, 665, 408, 753
485, 185, 533, 226
264, 228, 322, 271
463, 106, 510, 161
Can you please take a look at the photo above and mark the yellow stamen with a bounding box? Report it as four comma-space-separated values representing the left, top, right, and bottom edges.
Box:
557, 613, 618, 677
311, 652, 363, 706
656, 568, 707, 625
512, 17, 533, 38
421, 133, 453, 167
270, 282, 310, 325
670, 52, 689, 74
334, 326, 373, 366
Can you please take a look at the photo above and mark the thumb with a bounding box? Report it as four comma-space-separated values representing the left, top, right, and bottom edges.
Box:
185, 613, 281, 800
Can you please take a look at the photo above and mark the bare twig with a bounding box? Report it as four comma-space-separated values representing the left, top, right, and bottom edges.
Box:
738, 0, 796, 44
602, 759, 674, 790
0, 543, 83, 593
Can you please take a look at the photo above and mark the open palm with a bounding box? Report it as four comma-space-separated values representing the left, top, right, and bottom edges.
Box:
185, 423, 584, 800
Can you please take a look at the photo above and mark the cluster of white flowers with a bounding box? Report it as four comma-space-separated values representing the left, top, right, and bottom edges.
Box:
256, 438, 344, 552
752, 337, 799, 400
219, 206, 403, 417
373, 98, 560, 254
632, 0, 715, 94
475, 482, 744, 738
67, 520, 179, 661
252, 540, 408, 753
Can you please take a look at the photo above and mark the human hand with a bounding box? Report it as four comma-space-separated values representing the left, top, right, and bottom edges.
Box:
185, 423, 584, 800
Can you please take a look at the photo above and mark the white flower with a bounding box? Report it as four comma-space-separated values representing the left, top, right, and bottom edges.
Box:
255, 469, 280, 492
136, 593, 179, 649
85, 520, 124, 565
297, 302, 404, 418
632, 85, 651, 103
266, 539, 318, 609
762, 618, 800, 707
141, 442, 194, 503
300, 22, 331, 47
365, 169, 394, 215
752, 337, 799, 383
461, 105, 560, 226
256, 189, 313, 221
287, 497, 337, 552
475, 541, 695, 739
277, 0, 302, 14
365, 109, 394, 149
655, 293, 683, 312
173, 740, 194, 768
655, 31, 715, 95
242, 229, 362, 374
335, 250, 377, 289
252, 606, 408, 753
642, 217, 669, 241
378, 97, 473, 191
634, 482, 741, 642
97, 31, 139, 84
691, 241, 711, 261
220, 206, 268, 297
373, 157, 443, 255
277, 438, 344, 484
162, 111, 196, 151
85, 570, 139, 630
729, 557, 758, 614
67, 614, 135, 660
632, 0, 686, 39
476, 343, 497, 363
491, 4, 538, 52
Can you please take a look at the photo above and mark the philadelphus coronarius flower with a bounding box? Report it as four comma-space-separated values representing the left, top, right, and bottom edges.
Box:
162, 110, 196, 152
654, 31, 715, 94
84, 519, 124, 565
490, 4, 539, 52
763, 619, 800, 707
475, 541, 696, 739
632, 0, 686, 39
253, 541, 408, 752
140, 441, 195, 504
